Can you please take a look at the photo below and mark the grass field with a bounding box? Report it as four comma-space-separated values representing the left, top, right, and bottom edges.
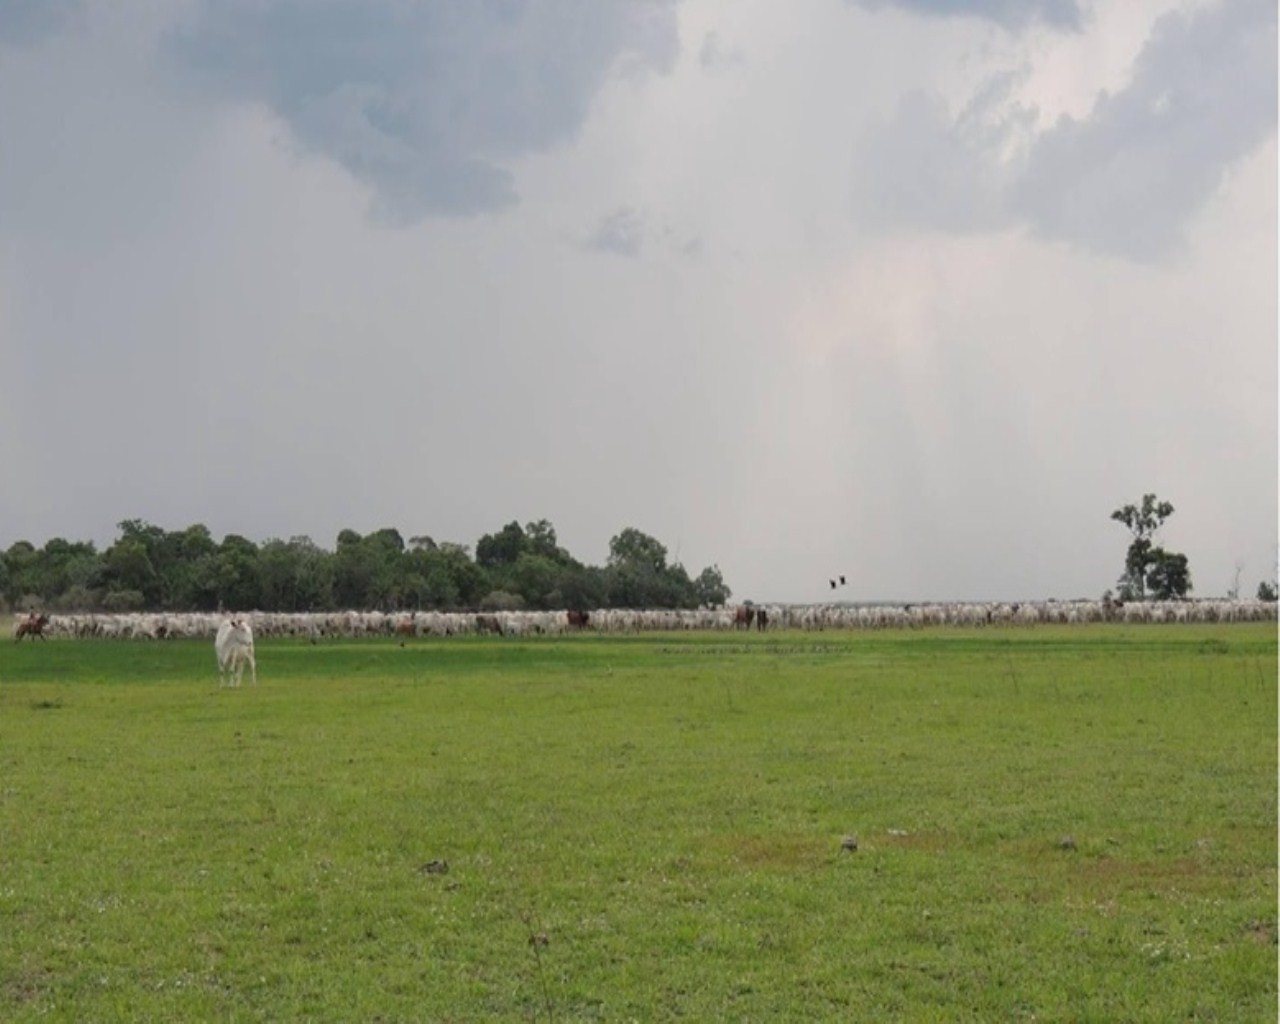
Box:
1, 625, 1275, 1021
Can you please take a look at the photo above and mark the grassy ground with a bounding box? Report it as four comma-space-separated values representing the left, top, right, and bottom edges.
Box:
0, 626, 1275, 1021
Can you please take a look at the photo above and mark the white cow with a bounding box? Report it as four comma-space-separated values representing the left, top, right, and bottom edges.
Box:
215, 619, 257, 687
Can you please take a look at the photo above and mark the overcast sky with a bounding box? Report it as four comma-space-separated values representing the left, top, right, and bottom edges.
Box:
1, 0, 1275, 604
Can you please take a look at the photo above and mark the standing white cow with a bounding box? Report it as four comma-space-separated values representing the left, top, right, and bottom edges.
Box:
215, 619, 257, 686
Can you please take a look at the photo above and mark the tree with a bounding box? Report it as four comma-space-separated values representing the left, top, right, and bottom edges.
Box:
31, 538, 100, 602
476, 522, 527, 569
0, 517, 733, 614
1110, 494, 1189, 600
1145, 549, 1191, 600
113, 519, 171, 604
693, 565, 731, 607
333, 531, 375, 608
103, 539, 161, 606
4, 541, 39, 606
285, 536, 334, 611
259, 539, 303, 611
608, 528, 668, 575
438, 543, 489, 608
511, 552, 560, 609
524, 519, 569, 563
418, 563, 460, 609
604, 528, 702, 608
364, 528, 410, 608
1228, 560, 1245, 600
1259, 581, 1278, 602
555, 563, 608, 611
217, 534, 262, 610
165, 525, 219, 609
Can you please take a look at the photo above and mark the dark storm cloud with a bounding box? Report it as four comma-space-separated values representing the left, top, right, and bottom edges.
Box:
582, 208, 705, 259
851, 0, 1277, 261
849, 0, 1082, 32
1013, 0, 1278, 260
587, 207, 644, 256
0, 0, 83, 45
165, 0, 679, 222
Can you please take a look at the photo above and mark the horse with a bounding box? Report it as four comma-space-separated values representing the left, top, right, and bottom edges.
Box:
14, 613, 50, 642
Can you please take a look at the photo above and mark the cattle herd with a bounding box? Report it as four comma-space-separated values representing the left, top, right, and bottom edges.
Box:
11, 598, 1277, 643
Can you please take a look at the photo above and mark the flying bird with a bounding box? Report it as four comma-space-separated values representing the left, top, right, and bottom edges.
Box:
830, 579, 837, 589
839, 575, 846, 586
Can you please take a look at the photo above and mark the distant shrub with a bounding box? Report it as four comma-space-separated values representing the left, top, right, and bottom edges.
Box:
101, 590, 145, 612
54, 585, 100, 612
479, 590, 525, 612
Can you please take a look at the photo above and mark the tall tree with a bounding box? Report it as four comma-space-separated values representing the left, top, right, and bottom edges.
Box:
511, 552, 560, 609
476, 521, 527, 569
1145, 550, 1192, 601
693, 565, 731, 607
103, 526, 163, 606
1110, 494, 1190, 599
217, 534, 263, 610
524, 519, 568, 562
608, 528, 668, 575
605, 528, 701, 608
3, 541, 38, 606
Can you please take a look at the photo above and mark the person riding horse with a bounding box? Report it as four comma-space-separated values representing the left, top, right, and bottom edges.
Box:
14, 613, 50, 641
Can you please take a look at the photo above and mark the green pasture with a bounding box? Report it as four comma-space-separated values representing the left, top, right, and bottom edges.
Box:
0, 625, 1275, 1021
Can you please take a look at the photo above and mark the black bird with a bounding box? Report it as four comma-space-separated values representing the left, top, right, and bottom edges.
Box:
839, 575, 846, 586
829, 579, 837, 589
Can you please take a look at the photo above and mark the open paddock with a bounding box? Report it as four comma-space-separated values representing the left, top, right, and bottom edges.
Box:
0, 625, 1275, 1020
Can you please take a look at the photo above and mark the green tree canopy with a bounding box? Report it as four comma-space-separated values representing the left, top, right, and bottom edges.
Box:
608, 528, 669, 575
1145, 549, 1191, 601
476, 521, 527, 569
0, 518, 733, 615
693, 565, 732, 607
1110, 494, 1190, 600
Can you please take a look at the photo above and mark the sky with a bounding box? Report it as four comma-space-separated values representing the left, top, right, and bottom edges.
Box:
0, 0, 1275, 605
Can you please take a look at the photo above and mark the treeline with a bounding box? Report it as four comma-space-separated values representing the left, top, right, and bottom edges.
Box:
0, 519, 732, 614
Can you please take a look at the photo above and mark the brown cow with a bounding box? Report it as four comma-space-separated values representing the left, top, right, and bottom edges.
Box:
734, 605, 756, 630
566, 610, 590, 630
